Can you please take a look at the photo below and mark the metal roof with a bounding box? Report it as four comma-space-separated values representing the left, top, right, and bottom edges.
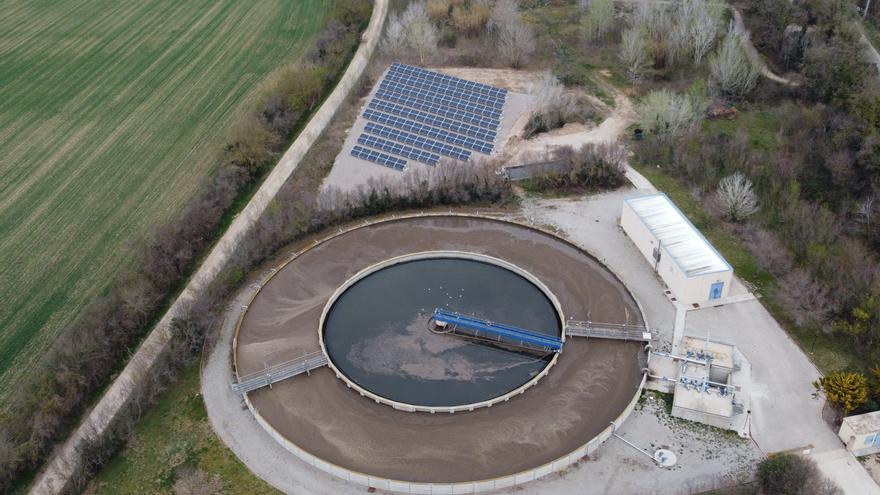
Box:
625, 193, 732, 277
843, 410, 880, 434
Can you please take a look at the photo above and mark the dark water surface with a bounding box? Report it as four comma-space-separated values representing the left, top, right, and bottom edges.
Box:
323, 257, 561, 407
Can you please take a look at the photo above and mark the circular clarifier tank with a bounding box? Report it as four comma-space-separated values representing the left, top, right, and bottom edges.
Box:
321, 253, 563, 409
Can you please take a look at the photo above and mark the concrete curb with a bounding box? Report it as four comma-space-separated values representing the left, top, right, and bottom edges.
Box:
313, 250, 566, 414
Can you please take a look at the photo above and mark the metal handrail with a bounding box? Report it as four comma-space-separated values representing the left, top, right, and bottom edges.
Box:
235, 351, 325, 383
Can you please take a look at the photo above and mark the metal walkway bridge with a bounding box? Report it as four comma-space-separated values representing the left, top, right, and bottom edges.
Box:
231, 351, 328, 395
565, 321, 652, 342
432, 308, 564, 353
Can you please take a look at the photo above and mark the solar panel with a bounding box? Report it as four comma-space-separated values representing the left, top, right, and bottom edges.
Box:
362, 109, 494, 154
357, 134, 440, 166
390, 64, 508, 101
383, 71, 505, 110
379, 80, 502, 120
368, 99, 497, 142
348, 64, 509, 172
364, 122, 471, 161
374, 90, 500, 130
351, 145, 407, 171
389, 63, 507, 99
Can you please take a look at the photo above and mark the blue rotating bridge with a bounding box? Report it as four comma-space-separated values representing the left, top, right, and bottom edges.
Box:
432, 308, 564, 354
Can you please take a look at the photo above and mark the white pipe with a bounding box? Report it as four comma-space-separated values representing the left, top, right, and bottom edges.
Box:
609, 422, 659, 464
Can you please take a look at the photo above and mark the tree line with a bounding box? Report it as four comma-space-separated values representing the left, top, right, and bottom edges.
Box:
632, 0, 880, 401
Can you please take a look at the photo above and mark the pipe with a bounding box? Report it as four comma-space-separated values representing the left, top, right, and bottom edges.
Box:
651, 350, 708, 366
609, 422, 660, 464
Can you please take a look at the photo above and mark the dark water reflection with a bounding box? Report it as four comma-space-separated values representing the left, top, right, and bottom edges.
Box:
323, 258, 561, 407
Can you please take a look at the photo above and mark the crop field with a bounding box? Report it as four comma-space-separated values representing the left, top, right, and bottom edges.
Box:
0, 0, 328, 399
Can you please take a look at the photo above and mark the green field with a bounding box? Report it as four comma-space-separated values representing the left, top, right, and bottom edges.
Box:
0, 0, 327, 398
89, 363, 279, 494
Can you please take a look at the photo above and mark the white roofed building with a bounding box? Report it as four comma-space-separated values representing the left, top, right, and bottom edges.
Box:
839, 411, 880, 456
621, 193, 733, 306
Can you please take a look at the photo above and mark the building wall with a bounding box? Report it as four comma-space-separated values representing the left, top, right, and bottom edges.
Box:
839, 421, 880, 456
620, 201, 658, 268
672, 405, 734, 431
620, 201, 733, 306
680, 270, 733, 306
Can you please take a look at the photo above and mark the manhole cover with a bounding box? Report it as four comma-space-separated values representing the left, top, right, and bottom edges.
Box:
654, 449, 677, 467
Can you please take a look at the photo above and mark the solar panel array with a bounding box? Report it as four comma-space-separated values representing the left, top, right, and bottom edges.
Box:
351, 146, 406, 171
350, 63, 508, 171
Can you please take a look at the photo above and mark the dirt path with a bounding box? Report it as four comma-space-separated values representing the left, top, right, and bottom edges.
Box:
506, 77, 655, 190
857, 21, 880, 75
730, 7, 799, 87
27, 1, 389, 493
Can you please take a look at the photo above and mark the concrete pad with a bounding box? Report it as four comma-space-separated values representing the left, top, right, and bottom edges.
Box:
686, 300, 842, 453
812, 449, 880, 494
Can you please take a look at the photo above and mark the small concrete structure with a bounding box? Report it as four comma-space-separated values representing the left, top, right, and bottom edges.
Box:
839, 411, 880, 456
648, 336, 747, 433
620, 193, 733, 307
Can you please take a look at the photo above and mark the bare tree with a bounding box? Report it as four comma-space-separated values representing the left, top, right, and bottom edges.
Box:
690, 8, 719, 64
383, 13, 408, 57
709, 32, 758, 99
497, 16, 536, 68
581, 0, 615, 44
619, 28, 649, 82
777, 269, 833, 329
637, 89, 705, 141
395, 1, 438, 64
400, 0, 429, 26
488, 0, 519, 34
631, 2, 671, 39
716, 171, 758, 221
630, 2, 673, 66
663, 0, 720, 66
527, 73, 581, 135
408, 19, 438, 64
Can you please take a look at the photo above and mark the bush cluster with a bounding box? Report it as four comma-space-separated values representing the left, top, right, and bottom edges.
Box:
0, 1, 370, 490
521, 143, 627, 192
756, 453, 840, 494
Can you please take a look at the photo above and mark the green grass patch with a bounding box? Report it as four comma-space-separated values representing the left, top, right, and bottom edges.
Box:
89, 363, 279, 494
0, 0, 329, 400
702, 109, 783, 152
633, 163, 860, 374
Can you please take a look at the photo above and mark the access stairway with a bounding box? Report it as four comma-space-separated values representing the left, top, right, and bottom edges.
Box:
231, 351, 328, 395
565, 321, 652, 342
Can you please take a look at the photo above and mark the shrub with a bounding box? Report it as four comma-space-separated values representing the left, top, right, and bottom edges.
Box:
526, 73, 582, 136
492, 0, 535, 68
716, 171, 759, 222
745, 0, 804, 69
709, 33, 759, 100
426, 0, 453, 22
451, 2, 490, 36
619, 28, 649, 82
637, 88, 705, 142
523, 144, 627, 192
756, 453, 840, 494
815, 371, 869, 415
581, 0, 615, 44
802, 32, 869, 105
